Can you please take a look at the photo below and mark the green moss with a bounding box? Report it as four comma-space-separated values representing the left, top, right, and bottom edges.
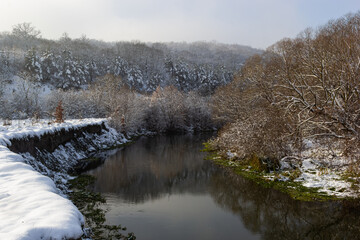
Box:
69, 175, 136, 240
201, 142, 215, 152
205, 149, 340, 202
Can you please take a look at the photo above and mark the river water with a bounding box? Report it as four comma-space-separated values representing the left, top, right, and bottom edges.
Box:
87, 134, 360, 240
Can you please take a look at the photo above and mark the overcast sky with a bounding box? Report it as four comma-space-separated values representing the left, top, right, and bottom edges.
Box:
0, 0, 359, 49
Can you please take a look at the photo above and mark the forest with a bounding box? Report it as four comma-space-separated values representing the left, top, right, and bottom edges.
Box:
0, 22, 260, 133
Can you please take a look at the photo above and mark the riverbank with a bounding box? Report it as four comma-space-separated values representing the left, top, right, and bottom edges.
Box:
0, 119, 126, 239
204, 140, 360, 201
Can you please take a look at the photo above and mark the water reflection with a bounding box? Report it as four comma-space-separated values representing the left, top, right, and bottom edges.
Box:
88, 134, 360, 240
209, 169, 360, 239
89, 134, 217, 203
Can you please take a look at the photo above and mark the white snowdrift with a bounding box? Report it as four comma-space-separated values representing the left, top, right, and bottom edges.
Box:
0, 119, 110, 239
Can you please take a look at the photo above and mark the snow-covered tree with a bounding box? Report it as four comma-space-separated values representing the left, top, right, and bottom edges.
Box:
40, 50, 57, 82
24, 48, 42, 81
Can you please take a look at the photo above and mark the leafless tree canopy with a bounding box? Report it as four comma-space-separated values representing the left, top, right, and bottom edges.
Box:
12, 23, 41, 39
211, 12, 360, 160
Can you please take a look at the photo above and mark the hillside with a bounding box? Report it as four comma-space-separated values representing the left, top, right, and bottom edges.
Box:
0, 25, 261, 93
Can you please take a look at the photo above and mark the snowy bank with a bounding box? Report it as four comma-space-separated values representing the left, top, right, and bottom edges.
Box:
212, 139, 360, 200
0, 119, 124, 239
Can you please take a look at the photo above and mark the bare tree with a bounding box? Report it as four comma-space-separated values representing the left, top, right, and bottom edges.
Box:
210, 12, 360, 163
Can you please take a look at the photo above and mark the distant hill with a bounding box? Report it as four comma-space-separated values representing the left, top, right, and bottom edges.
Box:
0, 27, 262, 94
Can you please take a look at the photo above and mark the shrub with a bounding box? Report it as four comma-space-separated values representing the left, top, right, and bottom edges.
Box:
55, 100, 64, 123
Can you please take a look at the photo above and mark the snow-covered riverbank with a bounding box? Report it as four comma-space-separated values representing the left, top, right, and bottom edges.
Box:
209, 138, 360, 201
0, 119, 124, 239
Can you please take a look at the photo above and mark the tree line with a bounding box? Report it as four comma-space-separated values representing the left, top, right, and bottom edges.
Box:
0, 23, 261, 132
210, 12, 360, 166
0, 23, 260, 94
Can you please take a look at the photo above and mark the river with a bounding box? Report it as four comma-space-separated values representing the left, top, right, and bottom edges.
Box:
87, 134, 360, 240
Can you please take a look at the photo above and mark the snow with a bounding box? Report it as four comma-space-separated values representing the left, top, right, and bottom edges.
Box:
226, 150, 237, 160
0, 118, 107, 146
0, 118, 113, 239
294, 158, 353, 197
276, 139, 359, 198
2, 76, 54, 100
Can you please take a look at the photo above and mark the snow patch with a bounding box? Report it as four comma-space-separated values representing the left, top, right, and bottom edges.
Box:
277, 139, 359, 198
0, 145, 84, 239
0, 118, 120, 239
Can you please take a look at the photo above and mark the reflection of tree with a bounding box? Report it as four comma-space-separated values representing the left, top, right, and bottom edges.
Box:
209, 169, 360, 239
89, 134, 217, 203
89, 134, 360, 239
